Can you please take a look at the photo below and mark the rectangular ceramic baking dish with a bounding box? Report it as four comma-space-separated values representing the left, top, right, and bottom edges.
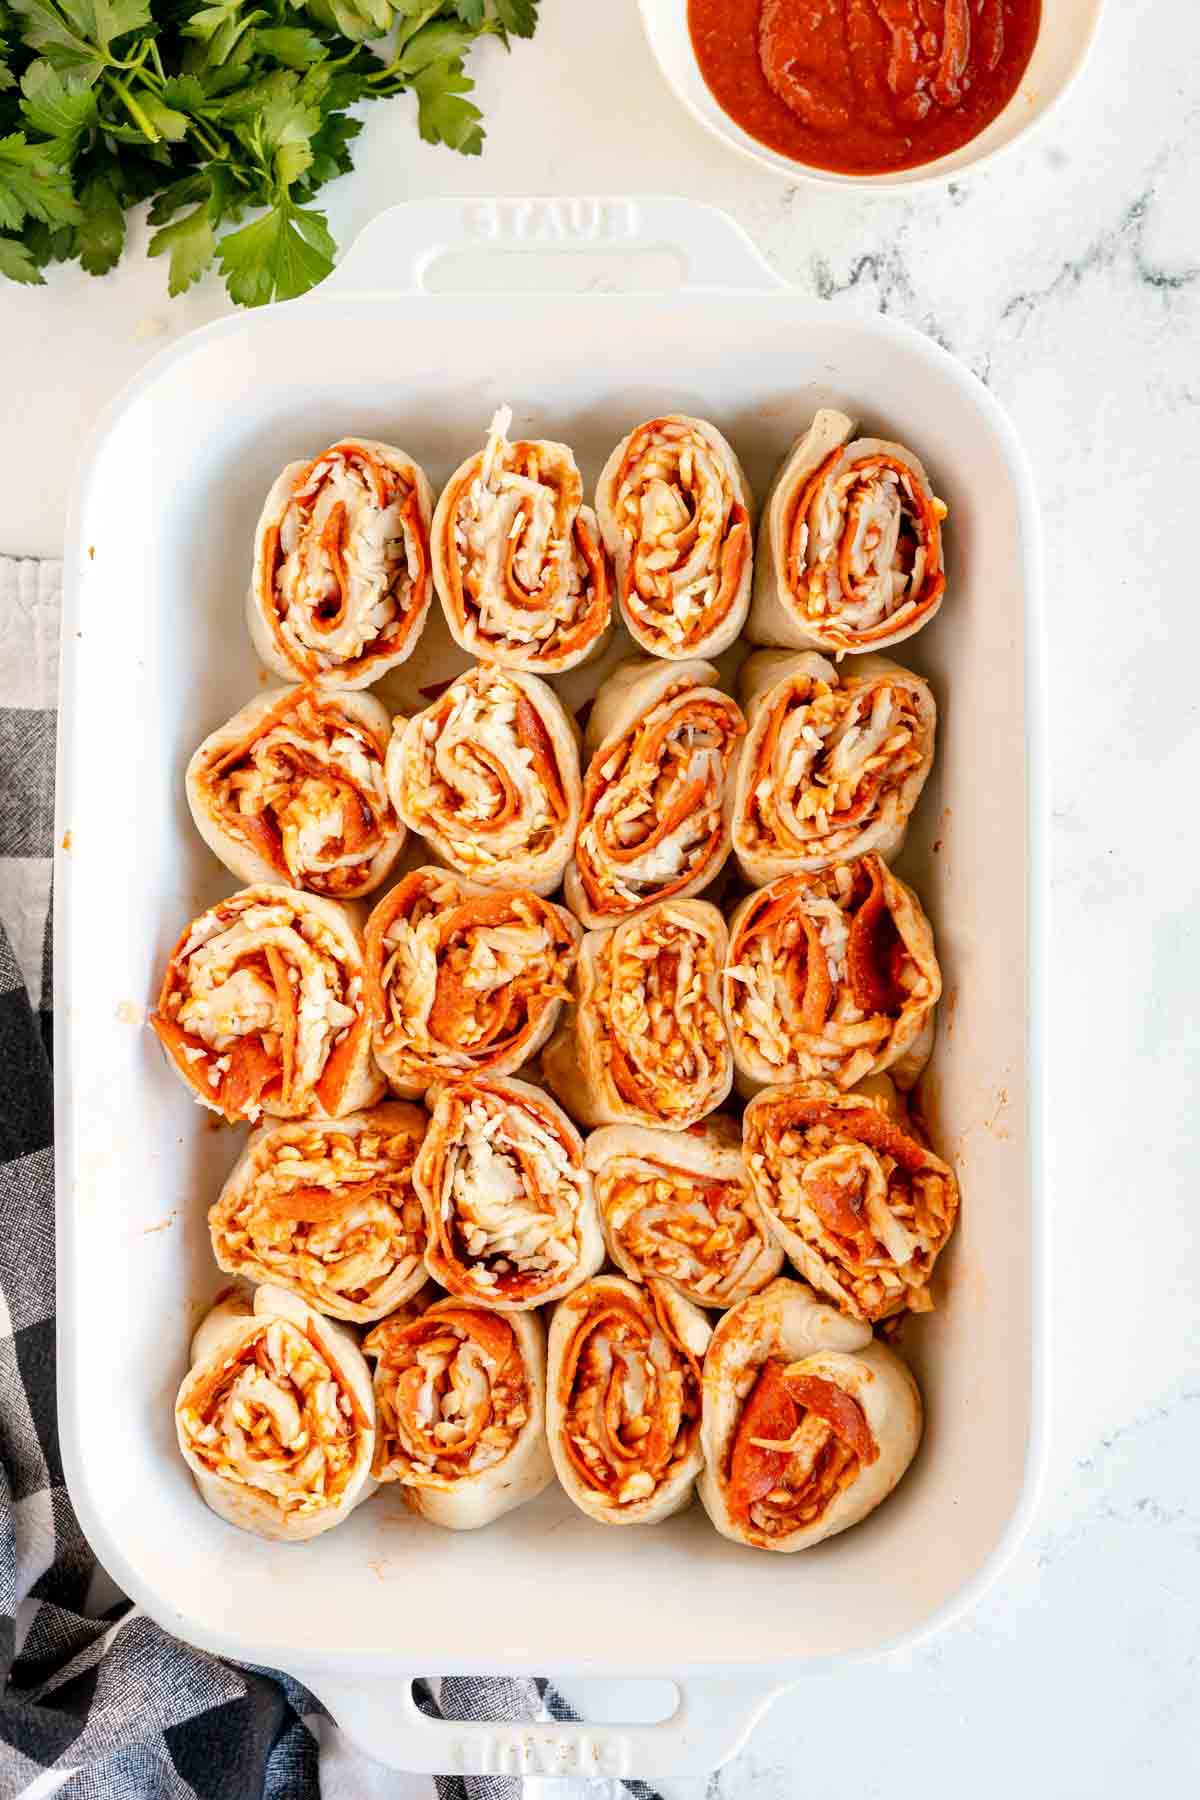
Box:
55, 196, 1045, 1781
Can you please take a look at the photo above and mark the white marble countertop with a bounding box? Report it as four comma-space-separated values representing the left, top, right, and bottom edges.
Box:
6, 0, 1198, 1789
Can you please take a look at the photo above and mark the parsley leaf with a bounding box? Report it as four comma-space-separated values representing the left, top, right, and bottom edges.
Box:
409, 55, 482, 154
204, 158, 244, 224
159, 73, 209, 113
10, 0, 150, 70
136, 91, 191, 140
396, 16, 483, 72
302, 0, 394, 42
300, 106, 359, 190
75, 160, 124, 269
273, 135, 311, 184
146, 167, 208, 224
254, 73, 319, 149
216, 190, 334, 305
217, 70, 320, 190
180, 0, 238, 39
0, 130, 80, 228
315, 66, 370, 110
19, 60, 97, 160
22, 216, 77, 262
148, 200, 214, 292
184, 0, 266, 67
0, 232, 44, 280
90, 0, 152, 47
0, 0, 540, 301
212, 67, 300, 124
251, 25, 326, 68
7, 0, 107, 81
495, 0, 536, 38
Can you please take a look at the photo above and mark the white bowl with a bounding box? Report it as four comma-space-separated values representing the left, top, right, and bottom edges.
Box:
638, 0, 1106, 188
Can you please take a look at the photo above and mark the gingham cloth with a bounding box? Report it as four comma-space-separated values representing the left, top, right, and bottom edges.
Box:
0, 558, 668, 1800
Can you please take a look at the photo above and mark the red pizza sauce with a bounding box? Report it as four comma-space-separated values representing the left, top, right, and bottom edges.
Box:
687, 0, 1042, 176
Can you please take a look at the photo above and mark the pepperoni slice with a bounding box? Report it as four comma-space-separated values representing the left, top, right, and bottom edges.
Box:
516, 696, 568, 822
786, 1374, 877, 1465
845, 860, 908, 1014
221, 1037, 280, 1120
727, 1359, 802, 1512
727, 1361, 877, 1521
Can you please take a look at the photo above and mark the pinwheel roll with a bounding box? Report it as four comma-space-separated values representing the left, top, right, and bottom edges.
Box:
415, 1076, 604, 1311
547, 1274, 711, 1525
585, 1119, 783, 1309
175, 1283, 375, 1542
186, 686, 404, 899
731, 651, 936, 885
543, 899, 733, 1131
431, 407, 612, 673
150, 885, 383, 1124
749, 409, 948, 655
248, 438, 434, 689
209, 1105, 428, 1323
386, 665, 582, 897
596, 415, 753, 659
698, 1276, 921, 1552
364, 869, 580, 1098
364, 1296, 553, 1528
723, 857, 941, 1095
743, 1078, 959, 1322
565, 658, 746, 929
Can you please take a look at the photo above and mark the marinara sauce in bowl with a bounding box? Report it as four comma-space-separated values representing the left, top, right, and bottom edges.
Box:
638, 0, 1105, 185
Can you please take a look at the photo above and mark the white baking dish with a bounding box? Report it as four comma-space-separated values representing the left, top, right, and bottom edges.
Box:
55, 196, 1044, 1780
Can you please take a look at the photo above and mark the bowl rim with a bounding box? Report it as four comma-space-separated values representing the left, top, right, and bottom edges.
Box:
636, 0, 1108, 190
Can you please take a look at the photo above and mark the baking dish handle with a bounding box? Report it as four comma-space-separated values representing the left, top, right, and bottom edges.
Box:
317, 195, 784, 296
304, 1670, 788, 1778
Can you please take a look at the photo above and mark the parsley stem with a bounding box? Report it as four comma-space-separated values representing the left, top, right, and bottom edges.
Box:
188, 118, 225, 160
108, 41, 153, 73
110, 75, 160, 143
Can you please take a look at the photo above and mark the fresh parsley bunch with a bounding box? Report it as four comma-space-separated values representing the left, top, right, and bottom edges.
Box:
0, 0, 538, 302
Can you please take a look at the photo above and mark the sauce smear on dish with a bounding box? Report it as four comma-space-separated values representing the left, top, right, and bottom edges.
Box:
687, 0, 1041, 175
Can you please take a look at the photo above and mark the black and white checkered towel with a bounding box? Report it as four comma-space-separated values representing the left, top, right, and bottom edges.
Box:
0, 558, 668, 1800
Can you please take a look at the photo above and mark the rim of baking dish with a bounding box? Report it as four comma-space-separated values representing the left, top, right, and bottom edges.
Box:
55, 269, 1048, 1680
